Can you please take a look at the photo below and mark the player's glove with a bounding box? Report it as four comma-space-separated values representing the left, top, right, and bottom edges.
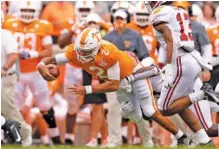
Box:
20, 50, 30, 60
119, 77, 133, 92
162, 64, 174, 88
126, 74, 135, 83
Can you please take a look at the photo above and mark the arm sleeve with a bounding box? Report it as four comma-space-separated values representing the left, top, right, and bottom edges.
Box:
133, 66, 159, 81
151, 7, 171, 26
135, 34, 148, 61
55, 53, 69, 64
5, 31, 18, 54
107, 61, 120, 80
158, 46, 167, 64
201, 44, 212, 63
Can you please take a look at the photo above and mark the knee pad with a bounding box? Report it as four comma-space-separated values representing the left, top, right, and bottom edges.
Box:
42, 108, 57, 128
141, 105, 156, 118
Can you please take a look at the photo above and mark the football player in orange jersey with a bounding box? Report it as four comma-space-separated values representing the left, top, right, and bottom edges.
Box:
38, 27, 194, 146
127, 2, 159, 63
3, 1, 61, 144
58, 9, 112, 145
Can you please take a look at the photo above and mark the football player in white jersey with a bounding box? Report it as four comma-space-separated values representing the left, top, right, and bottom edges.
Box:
144, 1, 215, 146
127, 57, 219, 137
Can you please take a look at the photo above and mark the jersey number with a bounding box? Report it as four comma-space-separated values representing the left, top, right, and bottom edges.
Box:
13, 32, 36, 50
89, 66, 108, 79
176, 13, 193, 41
142, 35, 153, 51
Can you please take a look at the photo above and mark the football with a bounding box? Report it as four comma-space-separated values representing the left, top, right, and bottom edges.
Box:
49, 66, 60, 78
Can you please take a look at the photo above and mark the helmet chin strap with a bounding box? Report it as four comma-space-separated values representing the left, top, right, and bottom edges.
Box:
77, 46, 99, 63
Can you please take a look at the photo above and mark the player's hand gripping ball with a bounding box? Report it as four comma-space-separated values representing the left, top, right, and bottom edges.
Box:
49, 65, 60, 78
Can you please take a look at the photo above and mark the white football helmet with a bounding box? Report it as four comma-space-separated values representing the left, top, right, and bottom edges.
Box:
86, 13, 101, 24
18, 1, 40, 23
75, 1, 95, 22
86, 13, 101, 29
145, 1, 173, 13
215, 6, 219, 22
111, 1, 135, 15
75, 28, 101, 63
134, 2, 150, 27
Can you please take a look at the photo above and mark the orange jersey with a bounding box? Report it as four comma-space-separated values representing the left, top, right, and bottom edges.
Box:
40, 2, 75, 36
3, 18, 53, 73
61, 18, 75, 32
127, 21, 158, 62
65, 40, 137, 80
207, 24, 219, 56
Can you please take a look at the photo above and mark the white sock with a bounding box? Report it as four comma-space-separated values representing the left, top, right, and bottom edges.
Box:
175, 129, 183, 139
215, 83, 219, 93
194, 129, 210, 144
189, 91, 205, 103
41, 135, 50, 144
65, 133, 75, 141
1, 116, 6, 127
47, 128, 59, 138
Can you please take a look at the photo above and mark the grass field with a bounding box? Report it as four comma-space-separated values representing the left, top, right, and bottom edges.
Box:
1, 145, 217, 149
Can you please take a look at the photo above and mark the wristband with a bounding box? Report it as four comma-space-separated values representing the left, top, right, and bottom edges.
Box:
85, 86, 92, 94
29, 51, 39, 58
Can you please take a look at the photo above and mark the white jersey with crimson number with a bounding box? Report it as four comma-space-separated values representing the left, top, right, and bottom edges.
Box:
150, 6, 195, 59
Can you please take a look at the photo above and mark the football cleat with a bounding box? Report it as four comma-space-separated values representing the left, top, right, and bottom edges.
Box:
177, 134, 192, 146
3, 120, 22, 144
201, 83, 219, 105
189, 140, 215, 148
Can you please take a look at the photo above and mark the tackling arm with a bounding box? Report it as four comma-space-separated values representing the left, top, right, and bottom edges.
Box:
91, 80, 120, 93
132, 65, 159, 81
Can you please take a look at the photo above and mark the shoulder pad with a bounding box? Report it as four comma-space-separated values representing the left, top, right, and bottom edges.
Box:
150, 6, 172, 25
37, 19, 54, 35
3, 18, 19, 30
